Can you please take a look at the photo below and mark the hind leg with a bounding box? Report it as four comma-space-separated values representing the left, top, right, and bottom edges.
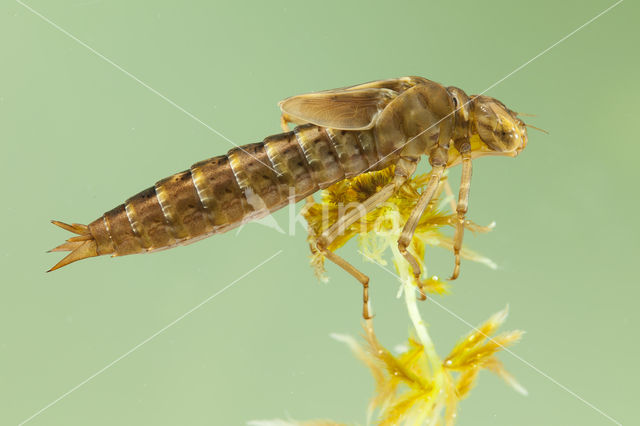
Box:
312, 158, 417, 318
280, 112, 306, 132
302, 196, 372, 318
314, 178, 402, 319
317, 244, 373, 319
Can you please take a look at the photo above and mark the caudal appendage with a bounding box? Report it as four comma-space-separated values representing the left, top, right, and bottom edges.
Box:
47, 220, 98, 272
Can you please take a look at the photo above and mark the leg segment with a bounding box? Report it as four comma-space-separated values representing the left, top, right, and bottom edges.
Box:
280, 112, 306, 133
316, 245, 372, 319
315, 177, 404, 319
450, 150, 472, 280
305, 193, 372, 317
397, 165, 445, 298
280, 114, 291, 132
314, 157, 417, 318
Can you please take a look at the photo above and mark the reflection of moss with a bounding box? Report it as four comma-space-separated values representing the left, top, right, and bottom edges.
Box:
252, 167, 525, 426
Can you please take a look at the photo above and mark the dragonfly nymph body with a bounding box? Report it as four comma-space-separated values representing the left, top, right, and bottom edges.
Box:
50, 76, 528, 318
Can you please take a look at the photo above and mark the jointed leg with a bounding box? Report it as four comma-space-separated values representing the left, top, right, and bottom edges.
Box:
397, 165, 445, 298
315, 177, 404, 319
303, 194, 371, 317
281, 115, 290, 132
450, 150, 472, 280
315, 245, 372, 318
280, 113, 292, 132
314, 158, 417, 318
280, 112, 304, 133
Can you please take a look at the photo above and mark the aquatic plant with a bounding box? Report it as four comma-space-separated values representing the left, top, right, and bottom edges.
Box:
251, 166, 525, 426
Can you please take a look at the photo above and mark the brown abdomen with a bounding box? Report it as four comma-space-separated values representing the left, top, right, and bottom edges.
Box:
88, 125, 381, 257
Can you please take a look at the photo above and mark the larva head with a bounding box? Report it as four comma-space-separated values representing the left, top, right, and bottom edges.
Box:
471, 95, 527, 156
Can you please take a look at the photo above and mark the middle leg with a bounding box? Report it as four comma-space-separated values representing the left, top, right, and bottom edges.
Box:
396, 143, 450, 298
397, 165, 445, 298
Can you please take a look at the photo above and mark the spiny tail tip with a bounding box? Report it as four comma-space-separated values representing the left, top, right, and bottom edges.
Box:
48, 220, 97, 272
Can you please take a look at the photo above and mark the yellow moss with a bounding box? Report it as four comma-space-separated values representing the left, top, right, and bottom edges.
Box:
303, 166, 496, 292
332, 309, 524, 425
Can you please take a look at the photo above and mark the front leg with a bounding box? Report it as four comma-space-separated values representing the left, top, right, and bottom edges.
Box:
450, 143, 473, 280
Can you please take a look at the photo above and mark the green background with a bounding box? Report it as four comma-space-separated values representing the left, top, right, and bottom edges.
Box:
1, 0, 637, 424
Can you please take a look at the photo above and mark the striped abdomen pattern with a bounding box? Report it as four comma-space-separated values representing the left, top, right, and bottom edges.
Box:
87, 124, 389, 257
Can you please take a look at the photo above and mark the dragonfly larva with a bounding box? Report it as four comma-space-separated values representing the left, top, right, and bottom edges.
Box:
50, 76, 528, 318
